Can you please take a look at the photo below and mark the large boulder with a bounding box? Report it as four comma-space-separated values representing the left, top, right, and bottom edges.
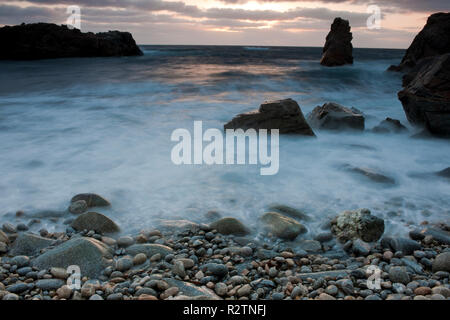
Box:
0, 23, 143, 60
210, 217, 250, 236
320, 17, 353, 67
71, 212, 119, 234
32, 237, 114, 278
398, 53, 450, 137
224, 99, 315, 136
331, 208, 385, 243
260, 212, 307, 240
388, 12, 450, 72
307, 102, 364, 131
372, 118, 408, 134
10, 233, 55, 256
71, 193, 110, 207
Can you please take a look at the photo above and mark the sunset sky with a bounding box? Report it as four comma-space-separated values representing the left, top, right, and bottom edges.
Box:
0, 1, 448, 48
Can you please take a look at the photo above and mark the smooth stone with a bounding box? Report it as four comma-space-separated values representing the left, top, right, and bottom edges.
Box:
116, 257, 133, 272
260, 212, 307, 240
210, 217, 250, 236
71, 193, 110, 207
126, 243, 173, 258
36, 279, 65, 291
432, 252, 450, 272
71, 212, 119, 234
388, 266, 410, 284
10, 233, 54, 256
68, 200, 88, 214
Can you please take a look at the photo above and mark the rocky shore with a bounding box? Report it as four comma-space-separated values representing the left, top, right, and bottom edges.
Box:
0, 194, 449, 301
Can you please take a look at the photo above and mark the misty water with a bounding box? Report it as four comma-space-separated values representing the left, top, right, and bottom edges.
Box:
0, 46, 449, 238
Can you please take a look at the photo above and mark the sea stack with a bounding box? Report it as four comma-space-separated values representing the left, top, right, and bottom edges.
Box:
388, 12, 450, 72
0, 23, 143, 60
320, 17, 353, 67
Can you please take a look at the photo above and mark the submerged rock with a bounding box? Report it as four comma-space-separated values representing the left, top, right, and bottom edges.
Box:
398, 53, 450, 137
260, 212, 307, 240
307, 102, 364, 131
372, 118, 408, 134
224, 98, 315, 136
10, 233, 55, 256
436, 167, 450, 179
71, 193, 110, 207
32, 237, 113, 278
0, 23, 143, 60
68, 200, 88, 214
210, 217, 250, 236
267, 204, 311, 221
320, 17, 353, 67
388, 12, 450, 72
71, 212, 119, 234
331, 208, 385, 243
344, 165, 396, 185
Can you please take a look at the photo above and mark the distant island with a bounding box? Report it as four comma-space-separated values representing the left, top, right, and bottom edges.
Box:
0, 23, 143, 60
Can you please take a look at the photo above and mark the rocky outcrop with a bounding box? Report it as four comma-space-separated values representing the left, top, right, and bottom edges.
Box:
388, 13, 450, 72
372, 118, 408, 134
307, 102, 364, 131
320, 17, 353, 67
331, 208, 385, 243
260, 212, 307, 240
0, 23, 143, 60
224, 99, 315, 136
71, 212, 119, 234
32, 237, 113, 278
210, 217, 250, 236
398, 53, 450, 137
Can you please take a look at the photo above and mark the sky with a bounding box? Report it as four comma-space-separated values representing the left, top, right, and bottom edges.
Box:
0, 1, 448, 48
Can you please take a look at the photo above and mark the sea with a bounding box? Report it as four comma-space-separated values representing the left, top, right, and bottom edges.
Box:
0, 45, 449, 238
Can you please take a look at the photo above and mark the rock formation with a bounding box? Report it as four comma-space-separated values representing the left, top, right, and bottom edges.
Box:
398, 53, 450, 137
224, 98, 315, 136
388, 12, 450, 72
307, 102, 364, 131
320, 17, 353, 67
0, 23, 143, 60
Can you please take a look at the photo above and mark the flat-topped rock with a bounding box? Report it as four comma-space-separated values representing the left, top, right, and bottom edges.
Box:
307, 102, 364, 131
0, 23, 143, 60
224, 99, 315, 136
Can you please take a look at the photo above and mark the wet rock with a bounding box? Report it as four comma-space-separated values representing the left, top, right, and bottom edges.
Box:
117, 236, 135, 247
351, 239, 371, 256
0, 230, 9, 243
436, 167, 450, 179
116, 257, 133, 272
71, 212, 119, 234
126, 243, 173, 258
7, 282, 29, 294
133, 253, 147, 265
68, 200, 88, 214
210, 217, 249, 236
224, 98, 315, 136
389, 266, 410, 284
295, 240, 321, 252
36, 279, 65, 291
202, 263, 228, 277
32, 237, 113, 278
344, 166, 396, 185
307, 102, 364, 131
56, 285, 72, 299
163, 278, 221, 300
412, 227, 450, 245
372, 118, 408, 134
10, 233, 54, 256
267, 204, 311, 221
432, 252, 450, 272
381, 237, 422, 255
320, 17, 353, 67
2, 223, 16, 233
71, 193, 110, 207
173, 260, 186, 278
331, 208, 385, 243
260, 212, 307, 240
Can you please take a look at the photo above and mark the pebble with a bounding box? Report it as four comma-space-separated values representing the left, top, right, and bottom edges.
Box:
237, 284, 251, 297
388, 266, 410, 284
215, 282, 228, 296
116, 257, 133, 272
56, 285, 72, 299
133, 253, 147, 265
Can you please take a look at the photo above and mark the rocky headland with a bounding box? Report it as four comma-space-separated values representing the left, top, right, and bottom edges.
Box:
0, 23, 143, 60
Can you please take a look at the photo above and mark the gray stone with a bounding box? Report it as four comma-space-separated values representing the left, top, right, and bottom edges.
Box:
68, 200, 88, 214
117, 236, 135, 247
126, 243, 173, 258
71, 193, 110, 207
36, 279, 65, 291
210, 217, 249, 236
7, 282, 29, 294
173, 260, 186, 278
163, 278, 221, 300
0, 230, 9, 243
202, 263, 228, 277
10, 233, 54, 256
432, 252, 450, 273
308, 102, 363, 131
71, 212, 119, 234
381, 237, 422, 255
260, 212, 307, 240
389, 266, 410, 284
116, 257, 133, 272
32, 237, 113, 278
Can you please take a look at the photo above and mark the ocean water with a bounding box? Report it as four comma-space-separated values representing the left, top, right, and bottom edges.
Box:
0, 45, 449, 238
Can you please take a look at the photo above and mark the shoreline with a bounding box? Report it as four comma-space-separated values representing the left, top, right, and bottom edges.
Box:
0, 195, 449, 300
